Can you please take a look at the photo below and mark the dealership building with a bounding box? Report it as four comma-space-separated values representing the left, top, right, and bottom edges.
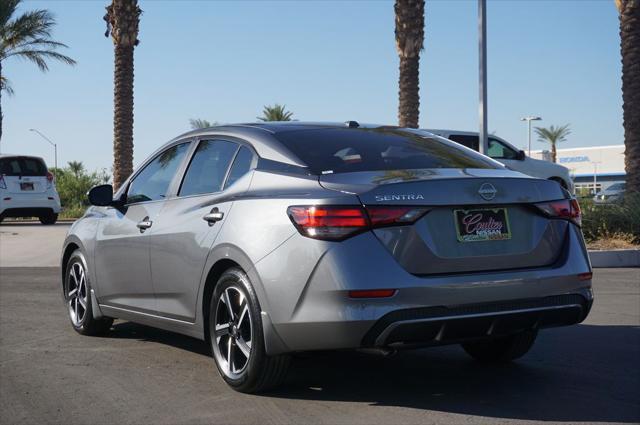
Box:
531, 145, 626, 193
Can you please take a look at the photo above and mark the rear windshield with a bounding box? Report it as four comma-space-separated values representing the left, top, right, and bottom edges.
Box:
275, 128, 499, 174
0, 157, 48, 176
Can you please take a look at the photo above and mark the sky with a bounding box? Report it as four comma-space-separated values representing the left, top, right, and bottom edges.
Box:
1, 0, 622, 173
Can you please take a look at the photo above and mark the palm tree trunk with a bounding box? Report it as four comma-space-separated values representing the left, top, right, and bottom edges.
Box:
551, 142, 557, 163
618, 0, 640, 194
105, 0, 141, 191
398, 55, 420, 128
112, 44, 134, 190
395, 0, 424, 129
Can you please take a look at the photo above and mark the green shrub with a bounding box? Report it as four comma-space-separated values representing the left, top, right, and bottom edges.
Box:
52, 161, 110, 218
59, 205, 88, 220
580, 193, 640, 244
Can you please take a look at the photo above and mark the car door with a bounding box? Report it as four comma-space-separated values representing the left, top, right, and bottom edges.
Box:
148, 139, 256, 322
94, 142, 191, 314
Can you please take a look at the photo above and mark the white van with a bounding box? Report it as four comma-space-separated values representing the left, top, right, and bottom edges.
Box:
0, 154, 61, 224
426, 130, 574, 192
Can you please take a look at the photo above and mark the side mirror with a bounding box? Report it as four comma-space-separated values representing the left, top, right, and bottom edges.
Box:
516, 150, 526, 161
87, 184, 114, 206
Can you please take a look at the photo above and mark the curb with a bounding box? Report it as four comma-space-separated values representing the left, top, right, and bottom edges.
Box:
588, 249, 640, 268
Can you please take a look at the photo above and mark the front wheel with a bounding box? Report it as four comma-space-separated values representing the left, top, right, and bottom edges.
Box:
209, 268, 290, 393
462, 330, 538, 363
64, 250, 113, 335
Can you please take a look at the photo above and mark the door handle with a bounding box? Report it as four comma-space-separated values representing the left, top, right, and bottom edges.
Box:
137, 217, 153, 232
203, 208, 224, 225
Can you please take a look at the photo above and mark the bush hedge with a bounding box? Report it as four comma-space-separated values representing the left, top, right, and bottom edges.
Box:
579, 193, 640, 244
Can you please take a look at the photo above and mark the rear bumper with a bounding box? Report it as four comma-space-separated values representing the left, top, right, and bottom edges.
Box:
256, 224, 593, 355
361, 293, 591, 347
0, 207, 59, 218
0, 193, 61, 216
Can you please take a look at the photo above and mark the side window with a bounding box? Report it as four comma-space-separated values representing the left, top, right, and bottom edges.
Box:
224, 146, 255, 189
179, 140, 238, 197
127, 143, 190, 204
488, 138, 518, 159
448, 135, 479, 151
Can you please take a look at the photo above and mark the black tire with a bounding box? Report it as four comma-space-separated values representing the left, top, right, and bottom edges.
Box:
208, 267, 290, 393
462, 330, 538, 363
64, 250, 113, 336
40, 212, 58, 225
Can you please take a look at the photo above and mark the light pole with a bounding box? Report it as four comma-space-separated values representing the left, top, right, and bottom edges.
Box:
29, 129, 57, 173
520, 116, 542, 156
592, 161, 601, 195
478, 0, 488, 155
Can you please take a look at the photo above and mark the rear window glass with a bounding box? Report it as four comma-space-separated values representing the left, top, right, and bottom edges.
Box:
0, 157, 47, 176
275, 128, 498, 174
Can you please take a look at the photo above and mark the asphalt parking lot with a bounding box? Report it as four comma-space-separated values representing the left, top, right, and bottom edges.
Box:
0, 223, 639, 424
0, 222, 69, 267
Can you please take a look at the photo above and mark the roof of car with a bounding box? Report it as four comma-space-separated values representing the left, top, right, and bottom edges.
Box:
164, 122, 431, 167
426, 129, 483, 136
0, 154, 45, 160
175, 121, 395, 137
128, 122, 446, 179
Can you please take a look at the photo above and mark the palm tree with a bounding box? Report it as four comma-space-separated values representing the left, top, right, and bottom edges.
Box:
0, 0, 75, 144
534, 124, 571, 163
189, 118, 217, 129
615, 0, 639, 194
104, 0, 141, 190
395, 0, 424, 128
257, 104, 293, 122
67, 160, 84, 178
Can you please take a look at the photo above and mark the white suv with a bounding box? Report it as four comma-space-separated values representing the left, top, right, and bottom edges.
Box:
0, 154, 61, 224
426, 130, 574, 193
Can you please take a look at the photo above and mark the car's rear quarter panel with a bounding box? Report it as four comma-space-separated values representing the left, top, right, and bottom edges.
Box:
255, 224, 592, 352
196, 170, 362, 337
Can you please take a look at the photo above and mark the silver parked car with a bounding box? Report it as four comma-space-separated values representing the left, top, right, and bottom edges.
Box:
594, 182, 626, 204
61, 122, 593, 393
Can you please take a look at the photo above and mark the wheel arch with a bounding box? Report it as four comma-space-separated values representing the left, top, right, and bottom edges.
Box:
61, 239, 83, 291
201, 258, 242, 342
197, 244, 288, 354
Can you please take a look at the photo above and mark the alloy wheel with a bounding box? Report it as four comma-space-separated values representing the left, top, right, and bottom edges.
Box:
67, 262, 88, 326
212, 286, 253, 378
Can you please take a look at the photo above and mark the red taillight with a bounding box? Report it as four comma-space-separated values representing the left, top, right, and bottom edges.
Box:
348, 289, 396, 298
288, 206, 368, 240
0, 175, 6, 190
46, 171, 54, 188
287, 205, 428, 241
577, 272, 593, 281
366, 206, 429, 227
535, 198, 582, 226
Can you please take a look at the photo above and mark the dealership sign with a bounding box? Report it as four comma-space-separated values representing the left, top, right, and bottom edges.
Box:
559, 156, 590, 163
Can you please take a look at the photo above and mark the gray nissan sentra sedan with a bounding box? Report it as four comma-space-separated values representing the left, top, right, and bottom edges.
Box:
61, 122, 593, 393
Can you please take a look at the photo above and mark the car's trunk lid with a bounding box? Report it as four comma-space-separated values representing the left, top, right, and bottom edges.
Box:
319, 168, 569, 275
4, 175, 49, 194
